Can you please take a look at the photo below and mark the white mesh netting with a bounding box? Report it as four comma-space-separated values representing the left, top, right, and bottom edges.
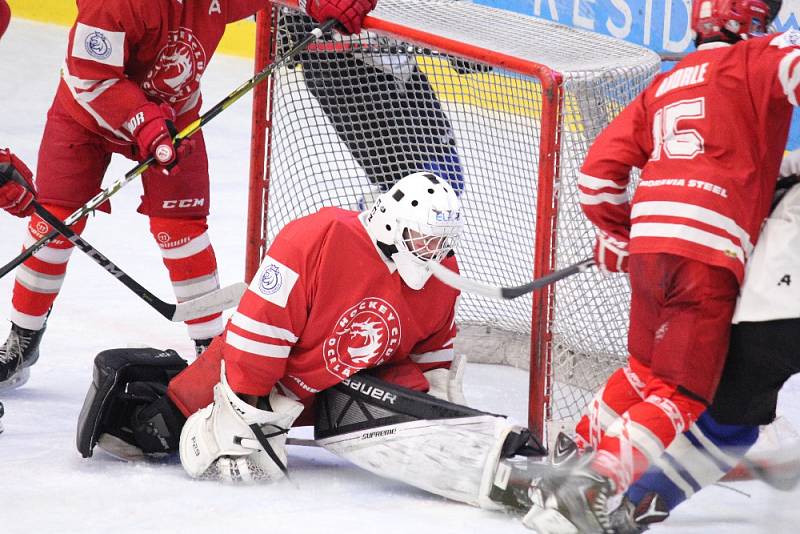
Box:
250, 0, 660, 436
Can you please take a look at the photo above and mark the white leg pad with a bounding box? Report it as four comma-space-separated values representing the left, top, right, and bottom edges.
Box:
317, 414, 513, 509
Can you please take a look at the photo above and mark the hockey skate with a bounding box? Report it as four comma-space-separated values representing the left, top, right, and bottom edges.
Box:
0, 322, 46, 392
607, 493, 669, 533
488, 432, 583, 515
522, 455, 615, 534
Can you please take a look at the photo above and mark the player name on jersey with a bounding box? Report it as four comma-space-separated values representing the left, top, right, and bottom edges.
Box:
654, 62, 709, 98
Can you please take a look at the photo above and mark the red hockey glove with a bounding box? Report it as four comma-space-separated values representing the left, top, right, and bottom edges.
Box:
303, 0, 377, 34
0, 148, 36, 217
594, 230, 629, 274
125, 102, 194, 176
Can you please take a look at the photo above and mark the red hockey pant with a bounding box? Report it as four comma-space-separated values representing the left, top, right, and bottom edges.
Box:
575, 253, 739, 491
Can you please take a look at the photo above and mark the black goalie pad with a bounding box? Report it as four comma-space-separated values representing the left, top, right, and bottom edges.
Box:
314, 372, 546, 456
76, 347, 187, 458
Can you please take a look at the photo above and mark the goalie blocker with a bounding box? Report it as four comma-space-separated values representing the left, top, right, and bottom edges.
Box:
76, 347, 547, 511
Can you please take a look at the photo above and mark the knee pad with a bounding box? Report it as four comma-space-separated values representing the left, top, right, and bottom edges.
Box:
76, 347, 188, 459
31, 203, 89, 246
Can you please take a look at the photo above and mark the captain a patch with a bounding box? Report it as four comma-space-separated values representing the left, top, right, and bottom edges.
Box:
250, 254, 299, 308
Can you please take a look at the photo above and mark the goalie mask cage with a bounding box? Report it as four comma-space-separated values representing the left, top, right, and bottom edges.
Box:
246, 0, 660, 445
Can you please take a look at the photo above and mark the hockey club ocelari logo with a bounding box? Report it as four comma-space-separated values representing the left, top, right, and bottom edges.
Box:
143, 29, 207, 103
324, 297, 402, 379
259, 265, 283, 295
84, 31, 112, 60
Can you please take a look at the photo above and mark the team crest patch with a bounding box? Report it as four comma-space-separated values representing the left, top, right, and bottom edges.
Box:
143, 28, 207, 104
259, 265, 282, 295
323, 297, 402, 379
249, 255, 298, 308
771, 29, 800, 48
72, 23, 125, 67
85, 31, 112, 60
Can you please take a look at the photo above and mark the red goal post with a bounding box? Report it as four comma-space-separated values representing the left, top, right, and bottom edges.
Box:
246, 0, 660, 445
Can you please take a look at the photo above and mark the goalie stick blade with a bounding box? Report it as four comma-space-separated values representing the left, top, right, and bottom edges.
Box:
170, 282, 247, 322
428, 258, 595, 300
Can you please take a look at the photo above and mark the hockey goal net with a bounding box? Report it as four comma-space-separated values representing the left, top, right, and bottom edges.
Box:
246, 0, 660, 444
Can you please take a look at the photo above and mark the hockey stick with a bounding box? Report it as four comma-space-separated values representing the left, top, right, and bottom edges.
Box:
0, 18, 338, 280
1, 172, 246, 321
428, 258, 595, 300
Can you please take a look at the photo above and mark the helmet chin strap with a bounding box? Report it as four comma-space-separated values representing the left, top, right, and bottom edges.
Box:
376, 241, 398, 261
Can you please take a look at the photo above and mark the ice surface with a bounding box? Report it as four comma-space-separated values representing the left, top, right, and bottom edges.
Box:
1, 19, 800, 534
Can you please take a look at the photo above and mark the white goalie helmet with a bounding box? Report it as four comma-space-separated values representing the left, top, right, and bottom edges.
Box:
365, 172, 464, 290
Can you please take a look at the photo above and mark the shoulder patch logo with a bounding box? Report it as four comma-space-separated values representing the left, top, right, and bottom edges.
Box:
259, 264, 283, 295
85, 31, 112, 60
72, 23, 125, 67
771, 29, 800, 48
248, 255, 299, 308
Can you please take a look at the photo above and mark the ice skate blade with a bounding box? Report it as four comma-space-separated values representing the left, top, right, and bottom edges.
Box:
522, 505, 580, 534
0, 367, 30, 393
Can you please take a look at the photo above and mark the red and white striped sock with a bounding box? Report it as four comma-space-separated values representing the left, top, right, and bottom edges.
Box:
149, 216, 223, 341
575, 360, 647, 450
10, 204, 88, 330
588, 361, 707, 492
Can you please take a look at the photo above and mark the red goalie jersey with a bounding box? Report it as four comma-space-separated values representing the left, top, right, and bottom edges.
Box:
56, 0, 263, 142
579, 32, 800, 282
221, 208, 460, 399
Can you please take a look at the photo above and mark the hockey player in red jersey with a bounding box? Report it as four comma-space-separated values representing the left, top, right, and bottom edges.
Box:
172, 171, 468, 478
607, 169, 800, 532
0, 0, 377, 392
171, 170, 464, 417
75, 172, 547, 517
523, 1, 796, 532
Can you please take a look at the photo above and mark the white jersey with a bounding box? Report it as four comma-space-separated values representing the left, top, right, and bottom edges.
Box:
733, 183, 800, 323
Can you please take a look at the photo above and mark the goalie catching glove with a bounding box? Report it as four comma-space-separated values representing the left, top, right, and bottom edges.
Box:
179, 362, 303, 483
